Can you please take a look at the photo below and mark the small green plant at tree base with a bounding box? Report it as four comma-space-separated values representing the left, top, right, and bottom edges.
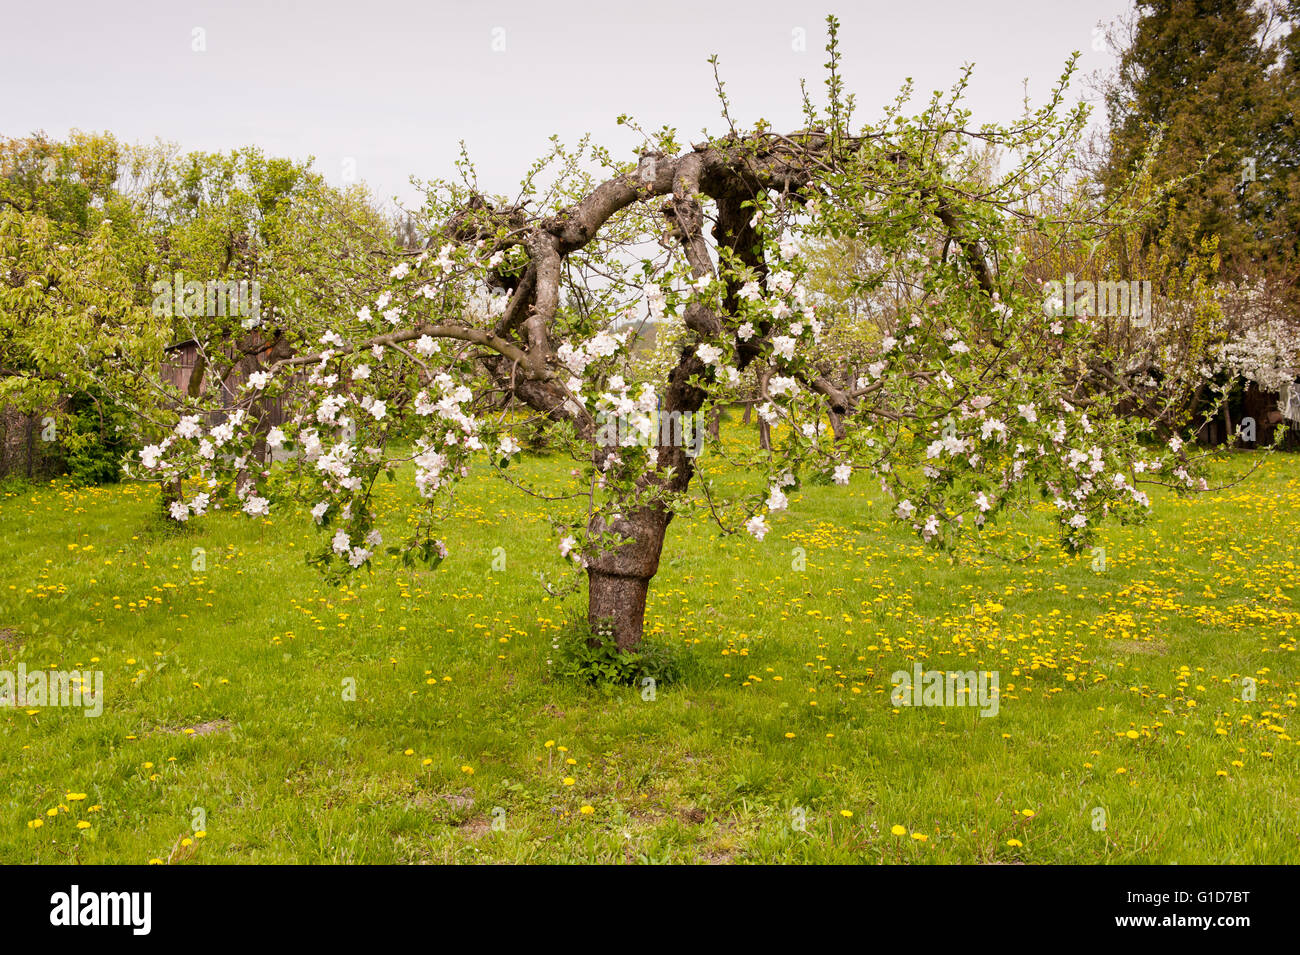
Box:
552, 614, 687, 689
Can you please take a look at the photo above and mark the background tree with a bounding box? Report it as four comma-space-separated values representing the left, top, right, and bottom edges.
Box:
0, 132, 168, 480
1100, 0, 1294, 281
1258, 0, 1300, 307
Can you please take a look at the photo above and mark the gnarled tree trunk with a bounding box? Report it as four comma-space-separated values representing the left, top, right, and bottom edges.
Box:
459, 136, 861, 651
585, 505, 671, 651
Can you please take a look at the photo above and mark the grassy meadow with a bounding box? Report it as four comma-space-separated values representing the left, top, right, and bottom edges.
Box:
1, 423, 1297, 863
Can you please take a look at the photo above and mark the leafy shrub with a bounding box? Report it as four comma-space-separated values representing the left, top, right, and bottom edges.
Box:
61, 389, 135, 486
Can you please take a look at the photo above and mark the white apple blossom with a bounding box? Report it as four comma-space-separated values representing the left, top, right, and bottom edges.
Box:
175, 416, 202, 439
768, 376, 798, 398
697, 344, 723, 365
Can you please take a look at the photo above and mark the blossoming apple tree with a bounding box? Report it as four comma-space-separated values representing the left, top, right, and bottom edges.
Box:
130, 24, 1213, 649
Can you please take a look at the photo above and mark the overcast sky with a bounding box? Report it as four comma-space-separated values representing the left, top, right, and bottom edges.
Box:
2, 0, 1132, 209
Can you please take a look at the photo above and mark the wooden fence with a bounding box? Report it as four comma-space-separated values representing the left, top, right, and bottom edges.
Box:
0, 405, 63, 480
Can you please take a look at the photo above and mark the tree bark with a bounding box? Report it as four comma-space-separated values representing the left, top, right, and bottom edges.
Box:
828, 409, 846, 441
585, 505, 671, 651
587, 571, 653, 651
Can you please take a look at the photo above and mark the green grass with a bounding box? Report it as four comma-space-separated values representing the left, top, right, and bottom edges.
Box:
1, 426, 1297, 863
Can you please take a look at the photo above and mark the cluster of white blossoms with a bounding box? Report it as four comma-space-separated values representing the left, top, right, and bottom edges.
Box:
823, 285, 1202, 552
130, 230, 550, 577
557, 328, 631, 417
331, 525, 384, 568
137, 401, 272, 523
464, 284, 511, 324
1216, 319, 1299, 394
168, 492, 209, 522
362, 239, 513, 330
409, 372, 490, 496
141, 407, 247, 476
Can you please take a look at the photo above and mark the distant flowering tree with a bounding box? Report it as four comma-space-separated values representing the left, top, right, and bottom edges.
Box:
128, 21, 1216, 649
1214, 282, 1300, 394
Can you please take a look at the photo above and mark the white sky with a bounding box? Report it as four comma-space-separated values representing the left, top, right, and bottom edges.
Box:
1, 0, 1132, 210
